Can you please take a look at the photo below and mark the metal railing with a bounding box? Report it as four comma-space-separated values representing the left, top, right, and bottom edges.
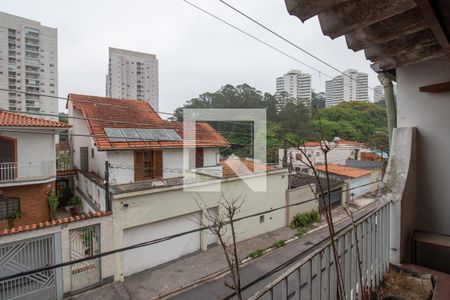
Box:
0, 161, 55, 183
249, 200, 391, 300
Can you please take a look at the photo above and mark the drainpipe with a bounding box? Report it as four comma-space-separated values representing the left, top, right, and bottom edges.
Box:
378, 73, 397, 149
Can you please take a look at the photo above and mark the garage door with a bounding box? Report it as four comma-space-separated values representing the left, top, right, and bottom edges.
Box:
123, 212, 201, 276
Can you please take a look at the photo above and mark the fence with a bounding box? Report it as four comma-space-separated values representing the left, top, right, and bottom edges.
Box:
249, 200, 391, 300
0, 161, 55, 183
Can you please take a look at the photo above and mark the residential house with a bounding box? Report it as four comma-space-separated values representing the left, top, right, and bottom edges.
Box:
279, 139, 367, 170
0, 110, 69, 230
68, 94, 289, 279
315, 164, 381, 199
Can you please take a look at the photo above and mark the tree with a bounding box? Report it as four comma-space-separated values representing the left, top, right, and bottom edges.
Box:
311, 91, 326, 109
277, 102, 313, 144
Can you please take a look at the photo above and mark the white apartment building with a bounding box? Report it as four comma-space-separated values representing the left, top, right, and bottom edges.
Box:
0, 12, 58, 120
373, 85, 385, 102
325, 69, 369, 107
275, 70, 312, 110
106, 47, 159, 111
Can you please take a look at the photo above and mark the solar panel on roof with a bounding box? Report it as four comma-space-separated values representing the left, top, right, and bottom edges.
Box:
164, 129, 182, 141
105, 128, 182, 142
121, 128, 140, 141
136, 128, 157, 141
104, 128, 127, 142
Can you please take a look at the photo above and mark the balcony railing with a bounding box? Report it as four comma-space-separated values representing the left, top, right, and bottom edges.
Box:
0, 161, 55, 183
249, 200, 391, 300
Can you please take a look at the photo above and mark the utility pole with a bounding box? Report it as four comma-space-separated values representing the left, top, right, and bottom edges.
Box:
104, 160, 111, 211
283, 138, 288, 168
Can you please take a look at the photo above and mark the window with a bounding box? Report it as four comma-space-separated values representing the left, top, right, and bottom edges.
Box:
195, 148, 204, 168
134, 150, 162, 181
0, 197, 20, 220
259, 215, 265, 223
80, 147, 89, 172
91, 148, 94, 158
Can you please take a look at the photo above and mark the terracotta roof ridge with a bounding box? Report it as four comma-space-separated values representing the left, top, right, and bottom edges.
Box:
0, 211, 111, 236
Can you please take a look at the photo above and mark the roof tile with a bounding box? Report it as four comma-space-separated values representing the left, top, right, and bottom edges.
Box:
0, 211, 112, 236
68, 94, 229, 150
0, 110, 70, 128
315, 163, 374, 178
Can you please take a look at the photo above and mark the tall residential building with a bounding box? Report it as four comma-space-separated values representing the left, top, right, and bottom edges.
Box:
106, 47, 159, 111
0, 12, 58, 120
373, 85, 385, 102
324, 69, 369, 107
275, 70, 312, 110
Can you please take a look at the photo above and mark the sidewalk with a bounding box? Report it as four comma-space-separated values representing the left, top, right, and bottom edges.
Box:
72, 196, 376, 300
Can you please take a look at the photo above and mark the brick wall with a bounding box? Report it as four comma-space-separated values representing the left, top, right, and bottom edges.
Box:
0, 181, 55, 230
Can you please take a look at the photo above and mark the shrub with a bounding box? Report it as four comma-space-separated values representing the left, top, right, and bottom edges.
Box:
248, 249, 264, 259
295, 228, 307, 237
48, 191, 58, 220
290, 210, 321, 229
272, 240, 286, 249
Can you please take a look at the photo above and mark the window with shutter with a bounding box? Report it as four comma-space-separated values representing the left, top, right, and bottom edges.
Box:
134, 150, 163, 181
196, 148, 204, 168
80, 147, 89, 172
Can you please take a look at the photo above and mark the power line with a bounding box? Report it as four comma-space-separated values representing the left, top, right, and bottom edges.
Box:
217, 0, 385, 98
0, 178, 381, 282
182, 0, 327, 76
184, 0, 383, 98
217, 0, 345, 77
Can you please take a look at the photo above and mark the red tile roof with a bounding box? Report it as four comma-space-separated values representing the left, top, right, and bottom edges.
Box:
68, 94, 229, 150
302, 142, 322, 147
0, 110, 70, 128
0, 211, 111, 236
301, 140, 364, 148
220, 157, 273, 177
315, 164, 373, 178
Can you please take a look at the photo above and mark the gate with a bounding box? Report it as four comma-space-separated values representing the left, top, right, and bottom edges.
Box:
0, 234, 59, 300
319, 187, 342, 210
69, 225, 101, 292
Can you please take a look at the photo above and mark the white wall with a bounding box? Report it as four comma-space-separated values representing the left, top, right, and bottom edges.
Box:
162, 149, 183, 178
111, 170, 288, 280
0, 214, 114, 295
203, 148, 219, 166
349, 175, 372, 198
397, 57, 450, 236
0, 130, 56, 181
107, 151, 134, 185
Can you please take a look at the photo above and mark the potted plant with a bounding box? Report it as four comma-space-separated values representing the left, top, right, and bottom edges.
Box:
7, 209, 22, 229
48, 191, 58, 220
69, 195, 81, 217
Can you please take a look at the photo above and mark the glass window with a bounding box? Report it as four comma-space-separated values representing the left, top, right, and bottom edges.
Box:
0, 197, 20, 220
144, 151, 153, 178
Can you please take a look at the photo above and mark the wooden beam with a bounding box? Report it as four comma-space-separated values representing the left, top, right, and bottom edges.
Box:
318, 0, 417, 39
345, 8, 428, 51
284, 0, 346, 22
364, 29, 438, 61
415, 0, 450, 59
419, 81, 450, 93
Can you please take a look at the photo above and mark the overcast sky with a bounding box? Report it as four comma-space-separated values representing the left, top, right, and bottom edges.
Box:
1, 0, 380, 114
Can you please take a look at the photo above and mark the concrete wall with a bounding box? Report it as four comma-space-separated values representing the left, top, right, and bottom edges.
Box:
107, 151, 134, 185
397, 57, 450, 237
111, 170, 288, 280
0, 130, 56, 183
0, 215, 114, 296
203, 148, 219, 166
285, 184, 319, 226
